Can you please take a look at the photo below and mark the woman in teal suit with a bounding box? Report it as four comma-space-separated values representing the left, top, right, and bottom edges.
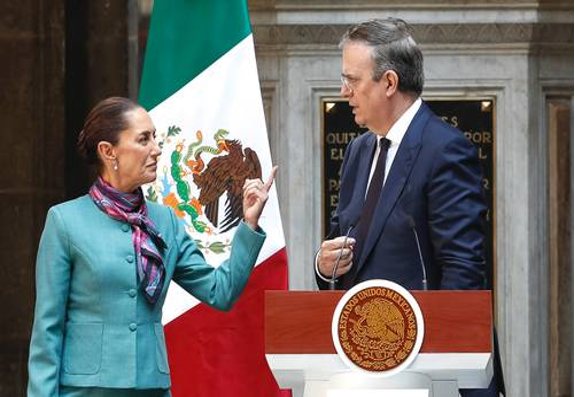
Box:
28, 97, 277, 397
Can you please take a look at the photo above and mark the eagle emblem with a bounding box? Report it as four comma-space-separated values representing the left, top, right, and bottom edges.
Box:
193, 139, 261, 233
145, 126, 261, 255
336, 286, 419, 372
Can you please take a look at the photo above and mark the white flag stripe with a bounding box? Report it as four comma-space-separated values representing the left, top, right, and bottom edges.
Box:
149, 35, 285, 324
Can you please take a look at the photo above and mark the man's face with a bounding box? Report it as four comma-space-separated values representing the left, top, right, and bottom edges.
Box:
341, 41, 388, 133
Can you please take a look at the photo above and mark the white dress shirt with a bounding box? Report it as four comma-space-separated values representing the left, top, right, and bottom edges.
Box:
366, 98, 422, 194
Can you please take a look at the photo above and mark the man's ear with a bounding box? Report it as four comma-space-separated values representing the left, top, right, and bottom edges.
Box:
97, 141, 116, 162
382, 70, 399, 97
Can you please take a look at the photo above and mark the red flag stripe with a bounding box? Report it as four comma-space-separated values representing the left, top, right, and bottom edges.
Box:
165, 249, 291, 397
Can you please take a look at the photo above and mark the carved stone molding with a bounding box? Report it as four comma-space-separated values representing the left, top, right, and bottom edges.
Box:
253, 23, 573, 46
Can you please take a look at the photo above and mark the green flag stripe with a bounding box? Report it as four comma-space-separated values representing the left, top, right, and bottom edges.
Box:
139, 0, 252, 110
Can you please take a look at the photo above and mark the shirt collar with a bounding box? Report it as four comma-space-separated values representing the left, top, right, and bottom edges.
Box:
378, 97, 422, 146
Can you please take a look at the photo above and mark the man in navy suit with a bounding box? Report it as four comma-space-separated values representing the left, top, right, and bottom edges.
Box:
315, 18, 503, 396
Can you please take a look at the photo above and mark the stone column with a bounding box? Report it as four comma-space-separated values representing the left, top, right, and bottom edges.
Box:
0, 1, 66, 395
0, 0, 139, 394
65, 0, 140, 197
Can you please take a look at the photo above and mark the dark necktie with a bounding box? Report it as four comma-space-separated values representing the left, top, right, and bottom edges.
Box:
353, 137, 391, 270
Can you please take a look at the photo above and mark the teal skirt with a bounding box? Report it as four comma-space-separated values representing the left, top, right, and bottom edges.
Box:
60, 386, 171, 397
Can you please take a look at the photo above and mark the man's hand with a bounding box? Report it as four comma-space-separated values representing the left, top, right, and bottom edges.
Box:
317, 236, 356, 279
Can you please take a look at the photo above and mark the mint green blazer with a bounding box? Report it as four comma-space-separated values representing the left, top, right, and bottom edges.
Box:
27, 195, 266, 395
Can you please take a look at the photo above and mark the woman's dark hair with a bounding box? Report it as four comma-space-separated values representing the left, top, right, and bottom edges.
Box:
77, 96, 141, 165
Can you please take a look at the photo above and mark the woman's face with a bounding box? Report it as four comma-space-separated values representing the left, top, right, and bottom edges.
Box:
112, 107, 161, 192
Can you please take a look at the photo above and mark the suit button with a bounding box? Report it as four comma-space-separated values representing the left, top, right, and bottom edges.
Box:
126, 255, 134, 263
128, 289, 137, 298
129, 323, 137, 332
122, 224, 130, 232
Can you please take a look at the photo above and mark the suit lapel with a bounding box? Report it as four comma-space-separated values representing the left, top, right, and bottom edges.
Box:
354, 104, 432, 275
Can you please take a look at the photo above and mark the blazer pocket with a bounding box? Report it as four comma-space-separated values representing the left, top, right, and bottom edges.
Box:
63, 323, 103, 375
154, 323, 170, 374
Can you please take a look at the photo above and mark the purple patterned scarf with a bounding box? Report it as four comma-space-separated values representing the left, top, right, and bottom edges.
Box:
89, 177, 166, 304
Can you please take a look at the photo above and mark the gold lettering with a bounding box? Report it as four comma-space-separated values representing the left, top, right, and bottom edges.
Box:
470, 131, 482, 143
330, 195, 338, 207
440, 116, 458, 128
329, 179, 340, 191
482, 178, 489, 190
330, 148, 345, 160
478, 147, 487, 159
326, 132, 361, 145
464, 130, 492, 145
326, 133, 335, 145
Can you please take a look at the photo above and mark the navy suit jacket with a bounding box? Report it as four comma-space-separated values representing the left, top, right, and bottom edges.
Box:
317, 101, 487, 291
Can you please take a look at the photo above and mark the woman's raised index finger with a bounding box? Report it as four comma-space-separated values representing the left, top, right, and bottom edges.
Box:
263, 166, 278, 191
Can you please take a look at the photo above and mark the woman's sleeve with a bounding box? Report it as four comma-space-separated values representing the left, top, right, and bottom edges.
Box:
27, 208, 71, 397
170, 210, 266, 311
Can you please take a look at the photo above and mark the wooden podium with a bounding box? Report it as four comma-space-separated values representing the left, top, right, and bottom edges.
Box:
265, 290, 494, 397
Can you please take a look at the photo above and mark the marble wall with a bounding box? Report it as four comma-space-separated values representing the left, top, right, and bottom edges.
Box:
248, 1, 573, 396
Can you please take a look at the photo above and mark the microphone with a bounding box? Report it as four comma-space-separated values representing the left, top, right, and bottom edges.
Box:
407, 215, 428, 291
329, 219, 358, 291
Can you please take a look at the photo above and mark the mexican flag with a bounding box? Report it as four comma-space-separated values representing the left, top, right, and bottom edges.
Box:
139, 1, 289, 396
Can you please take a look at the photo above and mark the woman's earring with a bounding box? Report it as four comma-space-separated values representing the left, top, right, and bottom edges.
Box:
113, 159, 118, 171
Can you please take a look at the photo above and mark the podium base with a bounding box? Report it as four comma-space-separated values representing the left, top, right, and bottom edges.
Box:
330, 371, 431, 388
298, 372, 459, 397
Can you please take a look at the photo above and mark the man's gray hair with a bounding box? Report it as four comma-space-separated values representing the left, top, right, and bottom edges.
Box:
340, 18, 424, 96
